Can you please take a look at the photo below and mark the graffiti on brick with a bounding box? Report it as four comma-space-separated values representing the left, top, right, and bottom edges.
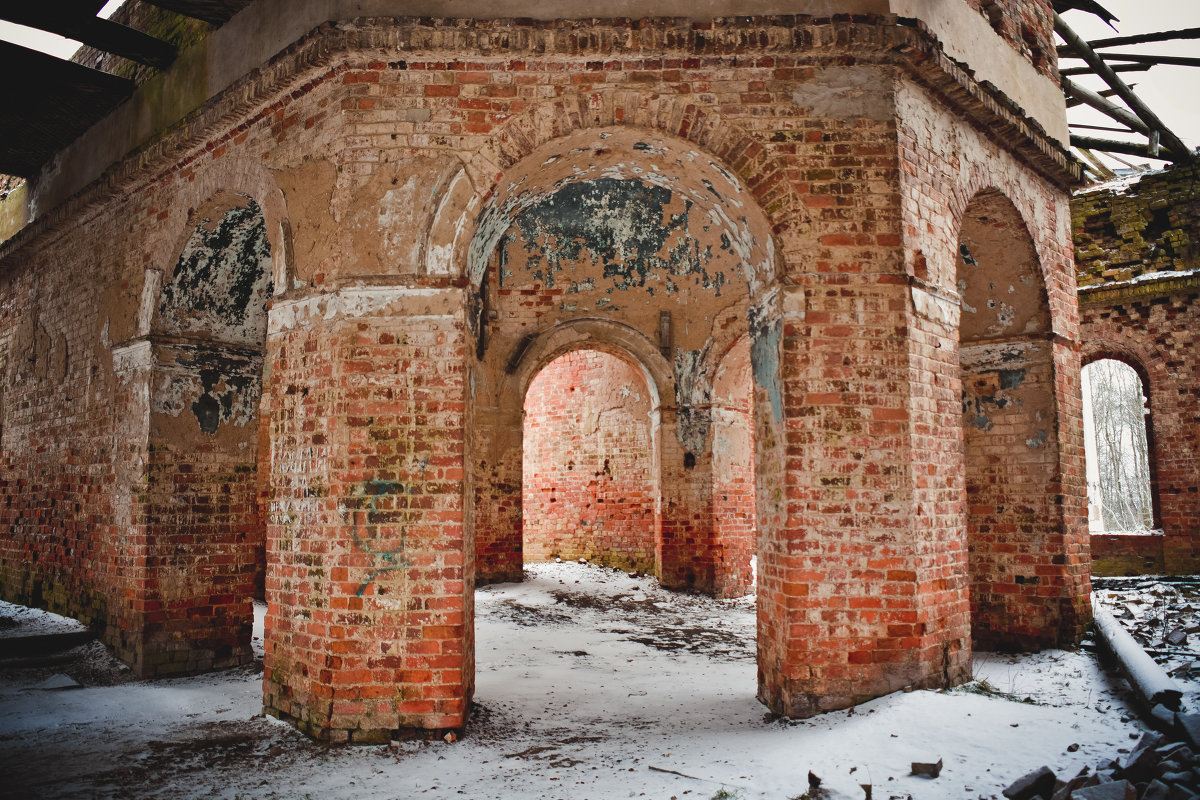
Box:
343, 475, 421, 597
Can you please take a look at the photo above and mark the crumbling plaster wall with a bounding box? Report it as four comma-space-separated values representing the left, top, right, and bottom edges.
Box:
1074, 163, 1200, 575
0, 9, 1085, 743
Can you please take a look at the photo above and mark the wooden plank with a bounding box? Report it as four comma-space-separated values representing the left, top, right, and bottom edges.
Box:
0, 6, 177, 69
1061, 76, 1151, 136
1060, 63, 1150, 76
1070, 134, 1172, 160
1076, 52, 1200, 68
1058, 26, 1200, 52
0, 41, 133, 176
1055, 13, 1192, 162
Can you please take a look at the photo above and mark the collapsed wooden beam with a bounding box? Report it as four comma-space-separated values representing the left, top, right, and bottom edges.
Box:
1066, 52, 1200, 68
1061, 63, 1150, 76
1056, 13, 1193, 161
1058, 26, 1200, 52
1071, 134, 1172, 160
1061, 76, 1151, 136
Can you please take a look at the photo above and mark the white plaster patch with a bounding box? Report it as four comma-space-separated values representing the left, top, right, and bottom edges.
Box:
268, 286, 463, 334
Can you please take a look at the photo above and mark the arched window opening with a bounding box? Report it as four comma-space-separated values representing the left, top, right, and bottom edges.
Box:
522, 349, 659, 573
1082, 359, 1155, 533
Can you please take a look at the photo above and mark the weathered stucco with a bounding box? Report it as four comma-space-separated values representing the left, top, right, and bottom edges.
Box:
0, 6, 1087, 745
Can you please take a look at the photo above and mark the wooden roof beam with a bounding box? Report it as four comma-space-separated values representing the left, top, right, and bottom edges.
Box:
1060, 52, 1200, 68
1061, 75, 1151, 136
0, 6, 177, 69
1057, 26, 1200, 53
1060, 63, 1150, 76
1070, 134, 1174, 160
1055, 13, 1193, 161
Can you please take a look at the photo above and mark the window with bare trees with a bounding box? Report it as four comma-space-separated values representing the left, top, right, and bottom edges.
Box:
1082, 359, 1155, 533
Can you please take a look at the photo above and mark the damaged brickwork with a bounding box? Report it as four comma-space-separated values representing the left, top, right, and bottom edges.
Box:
1075, 162, 1200, 576
0, 4, 1088, 744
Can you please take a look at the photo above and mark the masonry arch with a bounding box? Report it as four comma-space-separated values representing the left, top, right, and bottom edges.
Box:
522, 342, 662, 573
955, 188, 1068, 651
132, 190, 274, 675
466, 124, 783, 715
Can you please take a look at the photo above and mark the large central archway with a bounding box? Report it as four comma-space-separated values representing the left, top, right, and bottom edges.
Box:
466, 125, 783, 705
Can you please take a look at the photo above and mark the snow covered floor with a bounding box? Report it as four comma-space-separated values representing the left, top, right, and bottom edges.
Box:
0, 563, 1161, 800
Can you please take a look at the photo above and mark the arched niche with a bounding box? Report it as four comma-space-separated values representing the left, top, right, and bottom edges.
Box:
956, 189, 1063, 651
135, 192, 273, 675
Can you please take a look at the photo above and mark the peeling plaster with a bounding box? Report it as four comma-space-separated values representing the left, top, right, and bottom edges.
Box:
157, 201, 273, 346
673, 346, 713, 453
791, 65, 894, 123
468, 129, 773, 295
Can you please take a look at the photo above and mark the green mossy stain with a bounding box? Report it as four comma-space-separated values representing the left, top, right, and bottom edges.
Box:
160, 202, 273, 340
501, 178, 725, 296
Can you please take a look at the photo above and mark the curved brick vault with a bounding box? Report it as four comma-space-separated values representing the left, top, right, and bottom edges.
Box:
0, 4, 1092, 744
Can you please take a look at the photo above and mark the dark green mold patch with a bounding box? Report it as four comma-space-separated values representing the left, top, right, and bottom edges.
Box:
158, 201, 273, 345
500, 178, 726, 298
154, 345, 263, 434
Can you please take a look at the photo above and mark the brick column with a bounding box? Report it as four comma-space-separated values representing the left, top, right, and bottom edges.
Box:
263, 289, 472, 743
757, 278, 972, 717
472, 406, 523, 584
656, 407, 717, 593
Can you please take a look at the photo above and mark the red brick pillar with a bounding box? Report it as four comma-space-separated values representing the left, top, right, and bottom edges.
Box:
756, 278, 973, 717
472, 407, 523, 584
263, 296, 472, 743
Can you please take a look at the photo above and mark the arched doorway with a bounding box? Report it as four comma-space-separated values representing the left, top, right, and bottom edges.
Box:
1081, 357, 1155, 534
466, 126, 780, 707
522, 347, 660, 573
137, 192, 273, 674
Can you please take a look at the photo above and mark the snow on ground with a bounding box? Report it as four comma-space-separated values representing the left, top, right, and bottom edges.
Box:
0, 599, 87, 638
0, 563, 1162, 800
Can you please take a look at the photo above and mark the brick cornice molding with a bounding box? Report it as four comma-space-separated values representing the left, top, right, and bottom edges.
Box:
0, 14, 1079, 264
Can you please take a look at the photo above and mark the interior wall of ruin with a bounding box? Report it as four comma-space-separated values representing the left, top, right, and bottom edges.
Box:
523, 350, 658, 573
0, 9, 1086, 743
1075, 163, 1200, 576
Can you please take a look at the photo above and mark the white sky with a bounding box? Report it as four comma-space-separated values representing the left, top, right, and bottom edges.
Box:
1059, 0, 1200, 166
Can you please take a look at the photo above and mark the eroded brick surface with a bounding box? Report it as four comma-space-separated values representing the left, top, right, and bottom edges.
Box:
0, 11, 1089, 742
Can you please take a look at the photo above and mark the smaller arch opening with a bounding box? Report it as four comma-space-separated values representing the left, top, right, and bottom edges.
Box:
522, 348, 660, 574
1082, 358, 1156, 534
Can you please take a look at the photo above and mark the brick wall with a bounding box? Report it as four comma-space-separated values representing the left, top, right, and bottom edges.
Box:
1090, 533, 1165, 576
523, 350, 657, 572
0, 11, 1085, 741
1075, 162, 1200, 576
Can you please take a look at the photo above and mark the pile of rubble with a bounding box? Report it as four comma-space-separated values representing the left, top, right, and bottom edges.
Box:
998, 579, 1200, 799
1003, 720, 1200, 799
